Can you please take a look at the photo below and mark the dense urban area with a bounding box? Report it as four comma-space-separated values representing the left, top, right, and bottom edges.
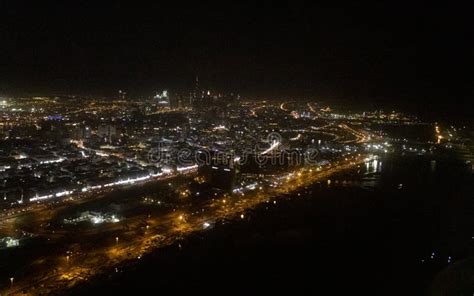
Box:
0, 85, 473, 294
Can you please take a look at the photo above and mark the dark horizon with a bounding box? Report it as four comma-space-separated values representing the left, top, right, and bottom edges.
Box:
0, 2, 472, 117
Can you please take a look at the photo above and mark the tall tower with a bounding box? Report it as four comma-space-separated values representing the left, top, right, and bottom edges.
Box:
193, 76, 200, 99
191, 75, 201, 107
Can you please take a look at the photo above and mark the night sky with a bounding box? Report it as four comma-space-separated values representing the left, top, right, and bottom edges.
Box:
0, 2, 471, 117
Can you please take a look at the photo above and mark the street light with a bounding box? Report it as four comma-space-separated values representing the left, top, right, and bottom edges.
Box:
10, 277, 14, 288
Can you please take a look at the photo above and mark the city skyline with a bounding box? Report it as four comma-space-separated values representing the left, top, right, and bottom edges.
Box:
0, 2, 471, 118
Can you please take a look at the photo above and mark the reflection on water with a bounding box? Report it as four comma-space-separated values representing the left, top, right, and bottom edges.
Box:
361, 156, 382, 189
353, 154, 471, 199
365, 157, 382, 174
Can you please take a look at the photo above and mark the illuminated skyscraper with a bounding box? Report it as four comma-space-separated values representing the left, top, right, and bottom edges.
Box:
155, 90, 170, 106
